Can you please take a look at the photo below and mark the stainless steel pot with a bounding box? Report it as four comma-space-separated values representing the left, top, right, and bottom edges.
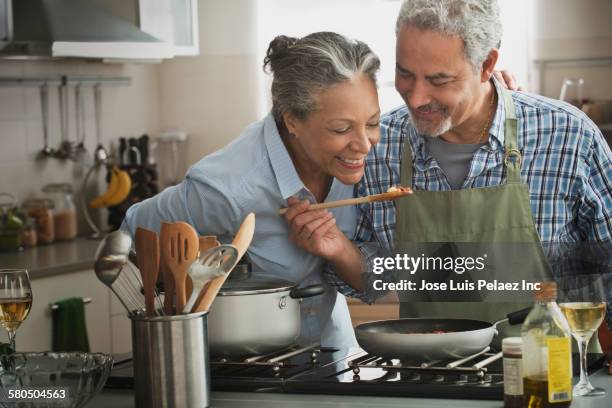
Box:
207, 269, 325, 357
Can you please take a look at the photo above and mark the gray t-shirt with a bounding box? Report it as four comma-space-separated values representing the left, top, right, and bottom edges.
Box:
426, 137, 486, 190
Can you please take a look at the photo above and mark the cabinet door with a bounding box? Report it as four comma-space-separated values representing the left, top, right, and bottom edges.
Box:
139, 0, 199, 56
15, 270, 112, 353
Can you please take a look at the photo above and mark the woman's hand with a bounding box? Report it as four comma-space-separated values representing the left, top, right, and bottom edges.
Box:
283, 197, 349, 260
493, 70, 524, 91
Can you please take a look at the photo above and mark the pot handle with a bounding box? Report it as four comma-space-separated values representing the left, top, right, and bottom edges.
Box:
289, 284, 326, 299
506, 307, 532, 326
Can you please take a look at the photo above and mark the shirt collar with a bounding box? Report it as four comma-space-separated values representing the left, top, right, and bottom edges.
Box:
263, 113, 307, 199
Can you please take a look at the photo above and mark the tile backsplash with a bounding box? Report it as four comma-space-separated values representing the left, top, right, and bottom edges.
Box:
0, 59, 160, 234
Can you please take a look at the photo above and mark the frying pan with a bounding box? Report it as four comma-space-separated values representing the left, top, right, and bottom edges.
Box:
355, 308, 531, 361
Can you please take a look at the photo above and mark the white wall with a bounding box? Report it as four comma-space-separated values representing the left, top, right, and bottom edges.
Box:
530, 0, 612, 99
157, 0, 262, 166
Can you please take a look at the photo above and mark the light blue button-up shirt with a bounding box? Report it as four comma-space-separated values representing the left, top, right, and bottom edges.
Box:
122, 113, 358, 349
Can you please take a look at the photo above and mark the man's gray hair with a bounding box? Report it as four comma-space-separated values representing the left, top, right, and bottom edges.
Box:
396, 0, 502, 70
264, 32, 380, 122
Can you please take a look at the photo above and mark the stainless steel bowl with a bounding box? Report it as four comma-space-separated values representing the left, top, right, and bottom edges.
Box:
0, 352, 113, 408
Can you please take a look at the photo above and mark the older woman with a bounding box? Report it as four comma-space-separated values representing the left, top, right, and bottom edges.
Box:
122, 32, 381, 350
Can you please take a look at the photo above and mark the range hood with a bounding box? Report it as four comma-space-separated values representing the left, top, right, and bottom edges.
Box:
0, 0, 174, 59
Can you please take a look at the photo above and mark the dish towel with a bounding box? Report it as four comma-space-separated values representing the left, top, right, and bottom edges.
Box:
52, 297, 90, 352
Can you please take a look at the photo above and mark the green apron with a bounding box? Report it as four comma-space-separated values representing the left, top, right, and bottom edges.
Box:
395, 85, 550, 340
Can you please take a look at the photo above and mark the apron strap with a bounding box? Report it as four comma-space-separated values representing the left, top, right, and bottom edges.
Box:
500, 86, 522, 183
400, 131, 413, 187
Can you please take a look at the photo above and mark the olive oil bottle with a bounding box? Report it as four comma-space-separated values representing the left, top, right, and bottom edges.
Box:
521, 282, 573, 407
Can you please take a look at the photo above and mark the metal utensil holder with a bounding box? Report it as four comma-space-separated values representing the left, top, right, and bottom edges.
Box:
130, 311, 210, 408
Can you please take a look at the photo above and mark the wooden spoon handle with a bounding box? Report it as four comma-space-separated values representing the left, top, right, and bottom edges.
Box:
135, 227, 160, 317
194, 213, 255, 312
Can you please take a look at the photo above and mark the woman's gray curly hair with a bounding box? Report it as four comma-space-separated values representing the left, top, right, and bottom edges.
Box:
396, 0, 502, 71
263, 32, 380, 122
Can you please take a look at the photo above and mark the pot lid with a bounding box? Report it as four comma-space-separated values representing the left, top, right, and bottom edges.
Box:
219, 271, 296, 296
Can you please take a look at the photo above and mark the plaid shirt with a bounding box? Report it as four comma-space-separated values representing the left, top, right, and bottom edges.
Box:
325, 80, 612, 322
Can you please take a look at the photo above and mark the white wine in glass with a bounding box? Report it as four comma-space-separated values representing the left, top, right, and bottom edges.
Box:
0, 269, 33, 351
559, 275, 607, 397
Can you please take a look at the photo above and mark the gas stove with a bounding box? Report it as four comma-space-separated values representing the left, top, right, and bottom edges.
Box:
106, 346, 604, 400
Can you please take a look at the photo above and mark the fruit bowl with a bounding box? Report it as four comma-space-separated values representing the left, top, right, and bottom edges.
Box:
0, 352, 113, 408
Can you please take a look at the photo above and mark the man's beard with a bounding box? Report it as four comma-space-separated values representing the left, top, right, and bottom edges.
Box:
408, 101, 452, 138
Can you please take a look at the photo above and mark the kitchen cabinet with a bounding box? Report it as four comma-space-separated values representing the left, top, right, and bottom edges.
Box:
346, 295, 398, 327
16, 268, 113, 353
138, 0, 199, 56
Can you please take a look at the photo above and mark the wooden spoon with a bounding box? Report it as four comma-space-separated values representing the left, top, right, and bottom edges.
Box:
159, 222, 199, 313
134, 227, 160, 317
193, 213, 255, 312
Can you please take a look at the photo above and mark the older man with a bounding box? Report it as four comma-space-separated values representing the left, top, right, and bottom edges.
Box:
285, 0, 612, 361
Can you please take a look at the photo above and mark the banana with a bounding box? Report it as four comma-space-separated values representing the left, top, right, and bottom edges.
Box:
89, 166, 120, 209
104, 169, 132, 206
89, 167, 132, 208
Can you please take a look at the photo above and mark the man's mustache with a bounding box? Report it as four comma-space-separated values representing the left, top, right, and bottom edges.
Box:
411, 101, 448, 115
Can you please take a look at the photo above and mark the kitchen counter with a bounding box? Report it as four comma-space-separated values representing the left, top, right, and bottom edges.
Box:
0, 237, 101, 278
90, 370, 612, 408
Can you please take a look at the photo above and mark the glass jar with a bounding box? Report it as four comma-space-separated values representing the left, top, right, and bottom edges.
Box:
22, 198, 55, 244
21, 216, 37, 248
0, 193, 23, 252
42, 183, 77, 241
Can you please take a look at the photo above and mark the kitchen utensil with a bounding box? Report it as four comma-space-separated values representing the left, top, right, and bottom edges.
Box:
278, 187, 412, 215
183, 244, 239, 314
118, 137, 127, 166
0, 352, 113, 408
38, 83, 55, 158
131, 312, 210, 408
195, 212, 256, 313
159, 222, 199, 313
355, 308, 531, 361
73, 83, 88, 160
207, 272, 326, 357
94, 230, 145, 316
159, 222, 174, 315
56, 80, 76, 160
93, 84, 108, 165
135, 227, 161, 317
185, 235, 220, 300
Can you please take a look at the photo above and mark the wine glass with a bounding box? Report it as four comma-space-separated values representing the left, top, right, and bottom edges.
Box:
0, 269, 33, 351
558, 274, 607, 397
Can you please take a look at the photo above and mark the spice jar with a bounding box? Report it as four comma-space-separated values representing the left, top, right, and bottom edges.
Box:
502, 337, 523, 408
42, 183, 77, 241
22, 198, 55, 244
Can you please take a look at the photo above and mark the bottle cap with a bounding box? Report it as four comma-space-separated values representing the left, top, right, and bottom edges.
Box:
533, 281, 557, 301
502, 337, 523, 355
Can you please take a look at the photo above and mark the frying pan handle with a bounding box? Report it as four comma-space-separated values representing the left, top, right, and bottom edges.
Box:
290, 284, 326, 299
506, 307, 532, 326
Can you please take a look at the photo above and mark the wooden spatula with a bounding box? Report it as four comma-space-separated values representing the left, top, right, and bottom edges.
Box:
159, 222, 199, 313
193, 213, 255, 312
186, 236, 220, 300
159, 222, 174, 315
134, 227, 160, 317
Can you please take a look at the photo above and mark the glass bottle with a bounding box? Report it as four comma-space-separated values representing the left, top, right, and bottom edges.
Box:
521, 282, 573, 407
42, 183, 77, 241
503, 337, 523, 408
